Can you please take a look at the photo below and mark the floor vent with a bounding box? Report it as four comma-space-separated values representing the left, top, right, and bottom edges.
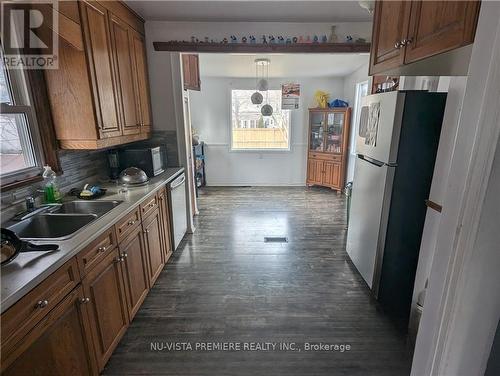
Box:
264, 236, 288, 243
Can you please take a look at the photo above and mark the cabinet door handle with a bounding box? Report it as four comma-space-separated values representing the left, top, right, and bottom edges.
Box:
79, 297, 90, 304
115, 256, 125, 263
98, 246, 107, 252
401, 38, 413, 46
143, 229, 150, 234
394, 41, 402, 49
121, 253, 128, 259
149, 203, 154, 208
35, 300, 49, 309
127, 220, 136, 226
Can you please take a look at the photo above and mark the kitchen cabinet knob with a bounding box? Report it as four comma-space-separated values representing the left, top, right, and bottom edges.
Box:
149, 203, 154, 208
144, 229, 150, 234
394, 41, 402, 49
128, 220, 136, 226
121, 253, 128, 258
115, 256, 124, 263
98, 246, 107, 252
35, 300, 49, 309
401, 38, 413, 46
80, 297, 90, 304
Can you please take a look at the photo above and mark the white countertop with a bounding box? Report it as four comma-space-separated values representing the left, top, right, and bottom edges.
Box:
0, 167, 184, 314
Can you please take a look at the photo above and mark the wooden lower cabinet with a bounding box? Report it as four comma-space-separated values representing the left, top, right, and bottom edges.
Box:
307, 158, 343, 191
307, 158, 324, 186
83, 248, 129, 371
323, 161, 342, 189
0, 185, 176, 374
3, 286, 97, 376
142, 208, 165, 286
119, 225, 150, 321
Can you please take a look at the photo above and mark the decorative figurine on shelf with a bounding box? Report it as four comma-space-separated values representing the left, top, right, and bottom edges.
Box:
329, 25, 338, 43
230, 35, 237, 43
286, 37, 292, 44
262, 35, 267, 44
346, 35, 353, 43
277, 36, 285, 44
292, 36, 298, 43
313, 35, 319, 43
222, 37, 228, 44
269, 35, 276, 44
249, 35, 256, 44
298, 36, 304, 43
191, 36, 196, 43
321, 35, 328, 43
204, 37, 209, 43
242, 36, 247, 43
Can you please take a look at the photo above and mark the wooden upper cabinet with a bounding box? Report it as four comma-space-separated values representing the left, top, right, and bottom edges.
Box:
369, 0, 481, 75
182, 54, 201, 91
79, 1, 121, 138
110, 14, 140, 135
404, 1, 481, 63
44, 0, 151, 149
130, 30, 153, 132
369, 1, 411, 74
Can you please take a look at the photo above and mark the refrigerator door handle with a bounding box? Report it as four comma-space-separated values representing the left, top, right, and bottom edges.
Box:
358, 154, 385, 167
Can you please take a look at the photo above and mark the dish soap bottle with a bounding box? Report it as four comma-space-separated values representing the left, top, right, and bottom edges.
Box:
42, 165, 61, 203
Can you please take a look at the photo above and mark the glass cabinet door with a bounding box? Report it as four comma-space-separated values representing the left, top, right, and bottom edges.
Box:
326, 112, 344, 153
310, 112, 325, 152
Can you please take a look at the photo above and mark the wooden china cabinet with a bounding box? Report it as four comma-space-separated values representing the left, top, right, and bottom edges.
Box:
306, 108, 351, 192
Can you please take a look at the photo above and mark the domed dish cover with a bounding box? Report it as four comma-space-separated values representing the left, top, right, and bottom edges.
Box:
251, 91, 263, 104
119, 167, 149, 185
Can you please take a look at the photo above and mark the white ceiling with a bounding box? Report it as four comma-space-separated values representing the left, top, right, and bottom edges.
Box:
199, 53, 369, 78
126, 1, 372, 22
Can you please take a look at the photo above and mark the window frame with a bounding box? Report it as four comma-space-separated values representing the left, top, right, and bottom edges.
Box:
1, 45, 61, 191
229, 88, 292, 152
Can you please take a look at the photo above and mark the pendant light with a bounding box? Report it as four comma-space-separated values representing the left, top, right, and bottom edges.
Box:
251, 58, 273, 116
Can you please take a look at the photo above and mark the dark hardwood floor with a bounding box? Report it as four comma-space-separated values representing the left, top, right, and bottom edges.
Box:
104, 187, 412, 375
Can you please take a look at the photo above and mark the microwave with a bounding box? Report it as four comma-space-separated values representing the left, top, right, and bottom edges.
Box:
119, 146, 166, 177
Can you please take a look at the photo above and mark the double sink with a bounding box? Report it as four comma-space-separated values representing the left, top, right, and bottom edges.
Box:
8, 200, 122, 241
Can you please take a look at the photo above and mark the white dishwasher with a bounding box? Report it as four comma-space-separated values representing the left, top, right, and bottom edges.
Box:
168, 172, 188, 250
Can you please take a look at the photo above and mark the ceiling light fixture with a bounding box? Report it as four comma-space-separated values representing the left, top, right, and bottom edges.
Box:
251, 58, 273, 116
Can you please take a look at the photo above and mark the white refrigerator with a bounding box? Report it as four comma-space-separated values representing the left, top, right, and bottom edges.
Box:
346, 90, 447, 326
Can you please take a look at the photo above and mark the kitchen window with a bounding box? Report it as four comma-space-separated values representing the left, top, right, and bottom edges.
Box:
0, 48, 46, 188
231, 89, 290, 150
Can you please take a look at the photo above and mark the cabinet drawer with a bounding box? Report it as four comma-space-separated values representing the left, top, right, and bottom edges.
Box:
1, 258, 80, 365
77, 227, 117, 276
140, 193, 159, 220
309, 152, 342, 162
115, 206, 141, 242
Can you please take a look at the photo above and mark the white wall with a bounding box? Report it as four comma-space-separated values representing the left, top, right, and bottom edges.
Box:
144, 21, 372, 133
342, 61, 370, 182
189, 76, 344, 186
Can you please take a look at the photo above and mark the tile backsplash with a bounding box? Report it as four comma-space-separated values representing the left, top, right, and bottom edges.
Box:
1, 130, 179, 223
1, 149, 109, 222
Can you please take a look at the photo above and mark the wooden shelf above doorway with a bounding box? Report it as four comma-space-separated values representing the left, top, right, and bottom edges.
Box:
153, 41, 371, 54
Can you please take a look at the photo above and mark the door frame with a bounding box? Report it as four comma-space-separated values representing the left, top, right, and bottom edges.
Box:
411, 3, 500, 375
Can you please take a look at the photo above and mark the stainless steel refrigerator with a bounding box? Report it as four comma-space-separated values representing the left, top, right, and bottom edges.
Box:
346, 90, 447, 327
